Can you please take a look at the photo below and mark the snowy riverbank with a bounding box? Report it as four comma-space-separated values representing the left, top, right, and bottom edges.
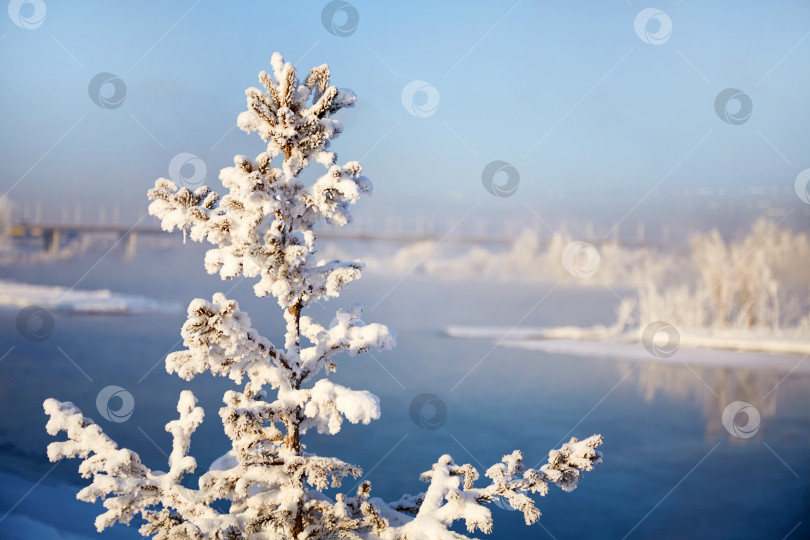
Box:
445, 325, 810, 372
0, 280, 181, 314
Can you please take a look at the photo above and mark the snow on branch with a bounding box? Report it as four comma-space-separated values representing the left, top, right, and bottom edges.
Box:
166, 293, 289, 389
299, 303, 396, 383
43, 393, 236, 537
238, 52, 356, 176
147, 53, 370, 311
387, 435, 604, 537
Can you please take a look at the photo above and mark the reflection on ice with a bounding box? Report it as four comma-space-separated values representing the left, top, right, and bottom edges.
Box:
624, 360, 798, 442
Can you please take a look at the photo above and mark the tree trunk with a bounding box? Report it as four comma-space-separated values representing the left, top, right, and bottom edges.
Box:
282, 149, 304, 538
288, 296, 305, 537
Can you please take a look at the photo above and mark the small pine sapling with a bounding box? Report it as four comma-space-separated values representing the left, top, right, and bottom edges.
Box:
44, 53, 603, 539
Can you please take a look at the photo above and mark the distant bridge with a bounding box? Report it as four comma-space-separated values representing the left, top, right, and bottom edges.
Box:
9, 220, 664, 258
9, 223, 161, 257
8, 222, 520, 257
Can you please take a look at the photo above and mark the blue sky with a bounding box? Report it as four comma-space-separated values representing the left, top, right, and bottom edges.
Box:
2, 1, 809, 222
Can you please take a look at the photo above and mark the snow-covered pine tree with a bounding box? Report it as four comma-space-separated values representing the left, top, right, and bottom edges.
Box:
43, 53, 604, 539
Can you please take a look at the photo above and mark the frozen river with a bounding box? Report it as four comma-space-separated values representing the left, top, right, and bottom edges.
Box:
0, 242, 808, 539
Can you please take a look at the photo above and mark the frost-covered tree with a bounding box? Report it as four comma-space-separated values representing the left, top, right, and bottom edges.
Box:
0, 195, 11, 249
636, 220, 810, 332
43, 53, 603, 539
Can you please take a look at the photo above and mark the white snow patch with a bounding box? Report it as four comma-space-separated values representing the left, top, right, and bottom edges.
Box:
0, 280, 181, 314
445, 325, 810, 372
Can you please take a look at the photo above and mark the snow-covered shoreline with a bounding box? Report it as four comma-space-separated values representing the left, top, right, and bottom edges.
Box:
445, 325, 810, 373
0, 280, 181, 315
